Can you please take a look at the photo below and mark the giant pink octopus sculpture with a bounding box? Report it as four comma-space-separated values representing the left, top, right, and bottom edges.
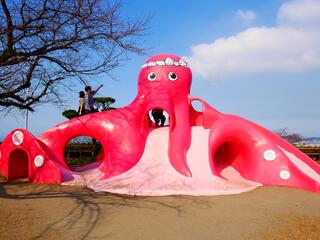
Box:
0, 54, 319, 195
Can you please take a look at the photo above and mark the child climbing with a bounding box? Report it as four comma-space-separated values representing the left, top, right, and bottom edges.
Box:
84, 84, 103, 113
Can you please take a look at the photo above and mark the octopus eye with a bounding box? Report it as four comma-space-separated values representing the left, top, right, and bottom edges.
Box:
168, 72, 177, 81
148, 72, 156, 81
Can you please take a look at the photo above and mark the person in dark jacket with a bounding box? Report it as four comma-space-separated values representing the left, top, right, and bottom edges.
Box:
84, 84, 103, 113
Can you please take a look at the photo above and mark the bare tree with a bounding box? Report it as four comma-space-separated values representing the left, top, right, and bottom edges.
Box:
274, 127, 304, 144
0, 0, 149, 112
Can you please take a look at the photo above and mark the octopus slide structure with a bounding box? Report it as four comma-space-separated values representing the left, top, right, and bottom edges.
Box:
0, 54, 319, 196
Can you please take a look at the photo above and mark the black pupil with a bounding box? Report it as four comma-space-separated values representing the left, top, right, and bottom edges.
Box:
170, 73, 176, 79
150, 73, 155, 79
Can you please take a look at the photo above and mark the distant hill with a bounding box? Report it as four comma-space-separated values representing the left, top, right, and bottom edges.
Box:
298, 137, 320, 146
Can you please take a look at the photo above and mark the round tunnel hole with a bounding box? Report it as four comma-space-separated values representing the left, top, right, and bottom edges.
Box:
213, 141, 251, 179
191, 100, 203, 112
64, 136, 103, 171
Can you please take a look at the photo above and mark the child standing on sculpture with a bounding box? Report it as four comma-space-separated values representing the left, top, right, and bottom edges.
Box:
84, 84, 103, 113
78, 91, 86, 116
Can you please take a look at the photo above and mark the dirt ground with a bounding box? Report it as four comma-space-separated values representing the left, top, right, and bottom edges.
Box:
0, 179, 319, 240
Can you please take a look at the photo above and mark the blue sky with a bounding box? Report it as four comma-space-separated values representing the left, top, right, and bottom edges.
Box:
1, 0, 320, 139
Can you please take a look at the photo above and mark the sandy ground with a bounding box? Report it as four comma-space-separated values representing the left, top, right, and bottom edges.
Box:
0, 179, 320, 240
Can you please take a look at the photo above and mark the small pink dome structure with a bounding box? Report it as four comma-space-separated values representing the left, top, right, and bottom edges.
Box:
0, 54, 319, 195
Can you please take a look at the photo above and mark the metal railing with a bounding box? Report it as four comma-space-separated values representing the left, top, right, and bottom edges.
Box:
296, 146, 320, 161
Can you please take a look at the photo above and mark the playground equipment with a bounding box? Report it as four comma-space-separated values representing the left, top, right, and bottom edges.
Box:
0, 54, 319, 195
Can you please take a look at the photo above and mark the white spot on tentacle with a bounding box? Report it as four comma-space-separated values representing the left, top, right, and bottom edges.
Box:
264, 150, 277, 161
280, 170, 291, 180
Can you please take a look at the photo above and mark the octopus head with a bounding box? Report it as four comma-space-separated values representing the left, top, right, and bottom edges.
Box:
138, 54, 192, 96
137, 54, 192, 127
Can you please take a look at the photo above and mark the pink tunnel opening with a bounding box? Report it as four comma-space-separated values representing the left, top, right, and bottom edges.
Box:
212, 141, 252, 179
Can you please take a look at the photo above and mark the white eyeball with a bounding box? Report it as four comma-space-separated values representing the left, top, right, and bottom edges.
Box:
168, 72, 177, 81
148, 72, 156, 81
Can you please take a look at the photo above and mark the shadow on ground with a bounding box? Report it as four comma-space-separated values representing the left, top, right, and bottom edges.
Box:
0, 178, 320, 240
0, 178, 215, 240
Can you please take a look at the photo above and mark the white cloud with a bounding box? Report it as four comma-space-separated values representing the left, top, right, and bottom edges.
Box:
278, 0, 320, 26
186, 0, 320, 80
236, 9, 256, 23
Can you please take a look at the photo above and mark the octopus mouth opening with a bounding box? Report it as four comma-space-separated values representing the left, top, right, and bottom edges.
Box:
148, 109, 169, 127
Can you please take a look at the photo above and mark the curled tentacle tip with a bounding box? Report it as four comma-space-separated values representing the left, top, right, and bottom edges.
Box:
182, 169, 192, 178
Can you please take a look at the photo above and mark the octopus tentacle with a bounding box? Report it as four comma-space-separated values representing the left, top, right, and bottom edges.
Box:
209, 115, 320, 191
